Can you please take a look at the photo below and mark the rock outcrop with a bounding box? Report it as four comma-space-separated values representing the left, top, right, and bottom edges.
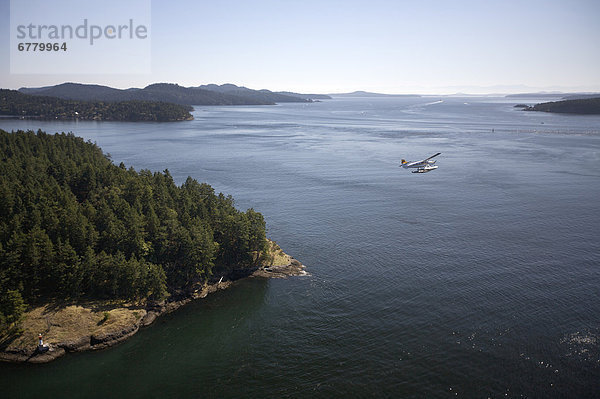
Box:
1, 255, 305, 364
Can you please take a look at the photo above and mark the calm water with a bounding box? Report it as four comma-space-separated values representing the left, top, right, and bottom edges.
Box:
1, 97, 599, 398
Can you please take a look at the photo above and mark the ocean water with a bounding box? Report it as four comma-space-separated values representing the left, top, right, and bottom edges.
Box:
1, 96, 599, 398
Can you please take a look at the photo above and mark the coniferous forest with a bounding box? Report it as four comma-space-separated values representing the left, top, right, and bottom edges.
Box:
0, 129, 268, 329
0, 90, 193, 121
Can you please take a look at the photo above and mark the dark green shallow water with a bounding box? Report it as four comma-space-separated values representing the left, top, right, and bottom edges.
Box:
1, 97, 599, 398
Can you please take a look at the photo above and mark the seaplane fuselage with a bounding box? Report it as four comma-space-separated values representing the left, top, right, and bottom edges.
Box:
400, 152, 441, 173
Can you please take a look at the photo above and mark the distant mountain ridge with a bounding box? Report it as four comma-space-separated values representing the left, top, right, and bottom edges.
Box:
505, 92, 600, 100
19, 82, 320, 106
561, 93, 600, 101
330, 91, 421, 98
195, 84, 314, 103
505, 92, 566, 98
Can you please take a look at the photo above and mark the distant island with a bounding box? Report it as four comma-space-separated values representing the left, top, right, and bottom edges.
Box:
523, 97, 600, 115
277, 91, 331, 100
331, 91, 421, 98
1, 89, 193, 121
506, 92, 600, 100
195, 84, 330, 102
3, 82, 335, 122
560, 93, 600, 101
19, 82, 323, 106
0, 130, 305, 363
505, 92, 566, 99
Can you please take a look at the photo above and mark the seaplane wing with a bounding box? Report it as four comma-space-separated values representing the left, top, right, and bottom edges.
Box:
400, 153, 441, 172
423, 152, 441, 162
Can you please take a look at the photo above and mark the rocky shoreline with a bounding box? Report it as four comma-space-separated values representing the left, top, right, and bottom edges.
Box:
0, 256, 306, 364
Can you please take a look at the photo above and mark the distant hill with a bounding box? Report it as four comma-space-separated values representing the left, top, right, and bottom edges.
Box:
21, 83, 130, 101
505, 92, 600, 100
561, 93, 600, 101
330, 91, 420, 98
195, 84, 310, 103
19, 82, 311, 106
0, 89, 193, 121
524, 97, 600, 115
505, 92, 566, 98
142, 83, 274, 105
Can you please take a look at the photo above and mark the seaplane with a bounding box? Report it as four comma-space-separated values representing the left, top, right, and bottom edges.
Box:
400, 152, 441, 173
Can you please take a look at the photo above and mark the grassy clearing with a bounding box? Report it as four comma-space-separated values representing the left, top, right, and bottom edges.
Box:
2, 301, 146, 352
263, 240, 292, 267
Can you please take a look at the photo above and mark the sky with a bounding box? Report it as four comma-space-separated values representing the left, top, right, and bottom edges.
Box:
1, 0, 599, 94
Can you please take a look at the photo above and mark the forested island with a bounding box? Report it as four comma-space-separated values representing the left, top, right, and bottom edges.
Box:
0, 90, 193, 121
523, 97, 600, 115
3, 82, 332, 122
0, 129, 303, 362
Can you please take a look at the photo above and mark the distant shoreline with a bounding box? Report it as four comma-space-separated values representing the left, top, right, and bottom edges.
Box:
0, 114, 194, 122
522, 97, 600, 115
0, 89, 195, 122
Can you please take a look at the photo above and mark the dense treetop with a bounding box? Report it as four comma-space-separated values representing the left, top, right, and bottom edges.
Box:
0, 89, 193, 121
0, 129, 267, 329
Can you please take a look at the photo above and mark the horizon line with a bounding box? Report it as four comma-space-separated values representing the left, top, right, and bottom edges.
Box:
5, 81, 600, 97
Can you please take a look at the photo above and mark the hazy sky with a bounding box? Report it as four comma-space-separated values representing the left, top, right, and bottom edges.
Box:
2, 0, 599, 94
